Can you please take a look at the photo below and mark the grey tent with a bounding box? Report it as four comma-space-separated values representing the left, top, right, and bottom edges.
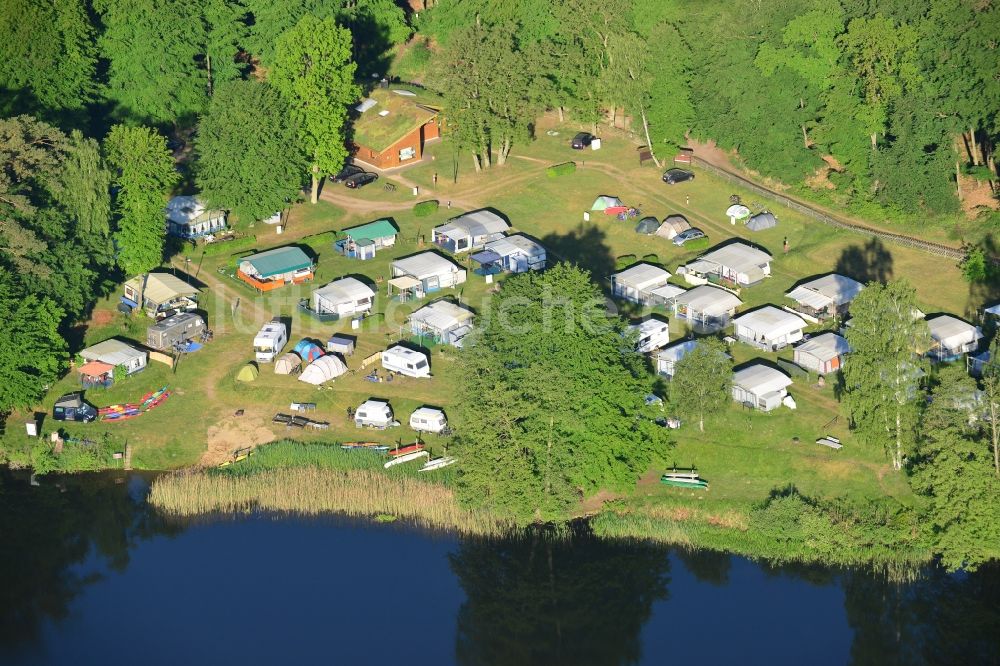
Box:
655, 215, 691, 239
746, 212, 777, 231
635, 217, 660, 234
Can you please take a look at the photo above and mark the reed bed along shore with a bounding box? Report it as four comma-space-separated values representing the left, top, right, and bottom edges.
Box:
149, 466, 509, 536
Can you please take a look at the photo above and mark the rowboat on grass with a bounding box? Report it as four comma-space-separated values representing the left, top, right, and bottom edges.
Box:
384, 450, 429, 469
660, 468, 709, 490
388, 443, 425, 457
418, 456, 457, 472
341, 442, 391, 452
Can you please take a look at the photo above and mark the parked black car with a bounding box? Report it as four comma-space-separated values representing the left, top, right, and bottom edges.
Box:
330, 164, 365, 183
571, 132, 595, 149
662, 168, 695, 184
344, 172, 379, 189
52, 393, 98, 423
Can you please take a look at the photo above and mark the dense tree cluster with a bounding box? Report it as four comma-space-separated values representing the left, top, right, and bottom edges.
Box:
424, 0, 999, 217
452, 264, 668, 523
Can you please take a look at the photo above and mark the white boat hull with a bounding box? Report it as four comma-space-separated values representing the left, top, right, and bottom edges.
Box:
384, 450, 429, 468
419, 456, 457, 472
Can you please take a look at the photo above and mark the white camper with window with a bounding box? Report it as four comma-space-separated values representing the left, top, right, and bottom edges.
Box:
355, 399, 399, 429
253, 319, 287, 362
381, 345, 431, 378
409, 407, 448, 433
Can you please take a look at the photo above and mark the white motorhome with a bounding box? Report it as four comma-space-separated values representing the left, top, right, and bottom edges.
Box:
355, 399, 399, 429
253, 319, 288, 362
381, 345, 431, 378
629, 318, 671, 353
410, 407, 448, 433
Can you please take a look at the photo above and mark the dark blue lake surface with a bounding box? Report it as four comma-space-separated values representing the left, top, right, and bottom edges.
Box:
1, 472, 998, 665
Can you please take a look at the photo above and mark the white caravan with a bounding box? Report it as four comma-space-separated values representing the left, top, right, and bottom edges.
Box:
253, 319, 288, 362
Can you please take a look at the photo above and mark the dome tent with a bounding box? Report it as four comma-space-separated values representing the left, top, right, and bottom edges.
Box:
590, 195, 624, 211
655, 215, 691, 239
634, 217, 660, 234
292, 339, 324, 363
299, 355, 348, 385
726, 204, 751, 225
746, 211, 777, 231
236, 362, 259, 382
274, 352, 302, 375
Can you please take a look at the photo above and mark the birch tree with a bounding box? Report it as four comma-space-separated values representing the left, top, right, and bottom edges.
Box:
843, 280, 930, 470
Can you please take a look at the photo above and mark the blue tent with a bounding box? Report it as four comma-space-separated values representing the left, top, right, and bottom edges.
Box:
292, 339, 324, 363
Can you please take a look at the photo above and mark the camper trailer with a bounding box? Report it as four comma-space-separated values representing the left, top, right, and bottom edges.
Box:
253, 319, 288, 362
381, 345, 431, 378
147, 312, 206, 350
410, 407, 448, 434
355, 399, 400, 429
629, 318, 671, 353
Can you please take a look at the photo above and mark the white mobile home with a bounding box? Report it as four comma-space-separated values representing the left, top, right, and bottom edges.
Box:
389, 252, 467, 301
482, 234, 547, 273
794, 333, 850, 375
655, 339, 699, 378
926, 314, 983, 361
80, 339, 148, 375
253, 319, 287, 362
681, 242, 772, 286
165, 195, 227, 238
410, 407, 448, 433
408, 300, 475, 347
355, 399, 399, 429
381, 345, 431, 378
611, 264, 672, 304
432, 210, 510, 253
786, 274, 864, 320
732, 306, 807, 351
629, 318, 670, 353
122, 272, 200, 318
673, 285, 743, 330
732, 364, 793, 412
310, 277, 375, 318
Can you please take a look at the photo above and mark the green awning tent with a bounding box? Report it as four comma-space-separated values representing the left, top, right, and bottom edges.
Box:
635, 217, 660, 234
242, 246, 312, 279
591, 195, 624, 211
236, 363, 259, 382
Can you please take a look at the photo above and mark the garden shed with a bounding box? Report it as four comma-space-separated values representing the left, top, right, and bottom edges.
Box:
299, 355, 348, 385
432, 210, 510, 253
732, 363, 793, 412
326, 335, 355, 356
786, 274, 864, 320
732, 306, 807, 351
794, 333, 850, 375
611, 263, 672, 304
926, 314, 983, 361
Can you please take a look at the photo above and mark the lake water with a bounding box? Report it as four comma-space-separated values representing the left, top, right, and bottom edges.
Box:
1, 471, 998, 666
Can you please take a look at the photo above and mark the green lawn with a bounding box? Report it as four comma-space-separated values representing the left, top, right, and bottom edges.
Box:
5, 124, 991, 528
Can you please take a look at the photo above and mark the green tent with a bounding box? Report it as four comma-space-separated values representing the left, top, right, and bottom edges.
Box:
591, 195, 624, 211
236, 363, 259, 382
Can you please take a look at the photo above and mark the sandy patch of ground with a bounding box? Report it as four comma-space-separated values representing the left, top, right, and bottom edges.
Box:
199, 409, 277, 466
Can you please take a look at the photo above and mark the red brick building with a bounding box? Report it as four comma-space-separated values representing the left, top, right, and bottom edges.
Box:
351, 88, 441, 170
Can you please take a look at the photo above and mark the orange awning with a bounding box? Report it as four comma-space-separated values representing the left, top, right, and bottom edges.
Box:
78, 360, 114, 376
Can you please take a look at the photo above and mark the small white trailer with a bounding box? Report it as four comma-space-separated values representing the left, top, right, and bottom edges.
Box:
381, 345, 431, 378
354, 399, 400, 429
409, 407, 448, 433
253, 318, 287, 362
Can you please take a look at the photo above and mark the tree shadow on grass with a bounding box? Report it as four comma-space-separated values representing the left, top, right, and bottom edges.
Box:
541, 223, 616, 293
834, 238, 894, 284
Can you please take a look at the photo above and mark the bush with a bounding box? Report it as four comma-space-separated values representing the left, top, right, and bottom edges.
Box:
615, 254, 637, 269
413, 200, 439, 217
683, 236, 710, 251
641, 253, 659, 265
547, 162, 577, 178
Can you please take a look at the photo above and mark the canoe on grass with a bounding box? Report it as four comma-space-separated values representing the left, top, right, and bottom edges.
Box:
384, 450, 429, 468
388, 443, 425, 457
419, 457, 457, 472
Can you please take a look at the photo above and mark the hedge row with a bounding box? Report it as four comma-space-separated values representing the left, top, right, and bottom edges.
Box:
546, 161, 577, 178
414, 199, 439, 217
